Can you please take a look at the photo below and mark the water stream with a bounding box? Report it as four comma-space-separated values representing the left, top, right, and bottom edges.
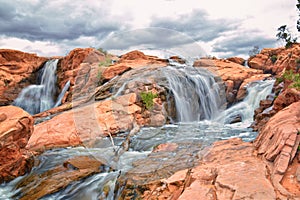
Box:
13, 59, 70, 115
1, 62, 275, 199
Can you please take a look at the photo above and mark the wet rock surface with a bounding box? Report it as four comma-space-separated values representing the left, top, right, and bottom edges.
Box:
194, 58, 270, 104
0, 106, 34, 183
248, 44, 300, 75
0, 49, 48, 105
119, 138, 278, 200
14, 156, 106, 200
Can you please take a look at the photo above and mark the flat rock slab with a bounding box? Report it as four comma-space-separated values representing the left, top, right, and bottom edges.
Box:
14, 156, 106, 200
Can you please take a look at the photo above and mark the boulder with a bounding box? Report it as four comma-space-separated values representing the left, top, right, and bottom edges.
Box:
248, 44, 300, 75
120, 138, 278, 200
273, 88, 300, 112
254, 101, 300, 180
226, 57, 245, 65
57, 48, 105, 103
194, 58, 268, 102
15, 156, 106, 200
0, 106, 34, 183
27, 92, 166, 152
0, 49, 48, 105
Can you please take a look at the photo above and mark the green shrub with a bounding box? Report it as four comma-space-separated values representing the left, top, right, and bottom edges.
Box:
282, 70, 300, 90
270, 55, 277, 63
99, 57, 112, 67
140, 91, 158, 110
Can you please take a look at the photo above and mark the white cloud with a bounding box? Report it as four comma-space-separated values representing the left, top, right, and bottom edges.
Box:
0, 0, 298, 58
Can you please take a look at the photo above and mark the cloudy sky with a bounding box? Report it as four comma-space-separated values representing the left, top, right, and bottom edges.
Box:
0, 0, 298, 58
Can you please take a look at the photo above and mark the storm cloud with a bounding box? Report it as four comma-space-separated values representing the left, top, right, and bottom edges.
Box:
0, 0, 125, 41
212, 30, 277, 57
150, 9, 240, 42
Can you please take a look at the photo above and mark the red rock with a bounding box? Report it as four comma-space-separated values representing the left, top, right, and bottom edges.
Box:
119, 50, 148, 61
16, 156, 106, 200
248, 44, 300, 75
27, 93, 167, 152
101, 64, 131, 81
0, 106, 34, 183
226, 57, 245, 65
57, 48, 105, 103
194, 58, 266, 102
254, 101, 300, 180
236, 74, 272, 100
273, 88, 300, 112
139, 138, 277, 200
0, 49, 48, 105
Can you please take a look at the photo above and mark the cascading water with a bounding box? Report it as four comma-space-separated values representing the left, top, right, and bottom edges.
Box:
164, 62, 224, 122
13, 59, 69, 115
1, 59, 276, 200
217, 79, 275, 125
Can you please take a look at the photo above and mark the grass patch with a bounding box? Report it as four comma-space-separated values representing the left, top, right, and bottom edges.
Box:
140, 91, 158, 110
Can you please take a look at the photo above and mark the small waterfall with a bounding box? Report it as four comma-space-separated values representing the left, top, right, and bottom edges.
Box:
164, 63, 224, 122
13, 59, 68, 115
218, 79, 275, 124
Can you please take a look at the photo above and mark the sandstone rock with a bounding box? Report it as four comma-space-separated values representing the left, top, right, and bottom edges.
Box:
226, 57, 245, 65
236, 74, 272, 101
0, 106, 34, 183
125, 138, 277, 200
273, 88, 300, 112
254, 101, 300, 180
57, 48, 105, 103
27, 92, 167, 152
101, 64, 131, 81
194, 58, 265, 102
15, 156, 106, 200
0, 49, 48, 105
248, 44, 300, 75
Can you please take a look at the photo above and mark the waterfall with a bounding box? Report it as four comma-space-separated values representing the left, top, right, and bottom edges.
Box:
217, 79, 275, 124
13, 59, 69, 115
164, 63, 224, 122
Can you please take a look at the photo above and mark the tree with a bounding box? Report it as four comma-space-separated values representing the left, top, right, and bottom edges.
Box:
297, 0, 300, 31
248, 45, 260, 57
276, 1, 299, 48
276, 25, 297, 48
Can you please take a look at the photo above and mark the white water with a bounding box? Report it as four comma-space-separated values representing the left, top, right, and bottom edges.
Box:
164, 63, 224, 122
217, 79, 275, 125
13, 59, 70, 114
2, 61, 276, 199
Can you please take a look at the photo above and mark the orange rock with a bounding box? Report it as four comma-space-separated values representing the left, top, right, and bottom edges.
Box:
134, 138, 277, 200
26, 93, 145, 152
194, 58, 266, 102
0, 49, 48, 105
101, 64, 131, 81
236, 74, 272, 100
254, 101, 300, 180
0, 106, 34, 183
226, 57, 245, 65
248, 43, 300, 75
57, 48, 105, 103
273, 88, 300, 112
15, 156, 106, 200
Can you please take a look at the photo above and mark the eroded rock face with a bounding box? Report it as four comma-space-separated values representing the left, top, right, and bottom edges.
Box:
57, 48, 105, 103
101, 50, 167, 82
226, 57, 245, 65
119, 138, 278, 200
194, 58, 270, 103
14, 156, 106, 200
254, 101, 300, 180
248, 44, 300, 75
0, 106, 34, 183
0, 49, 48, 105
27, 92, 167, 152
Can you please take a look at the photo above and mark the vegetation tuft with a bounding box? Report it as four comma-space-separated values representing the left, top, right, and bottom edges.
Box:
140, 91, 158, 110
